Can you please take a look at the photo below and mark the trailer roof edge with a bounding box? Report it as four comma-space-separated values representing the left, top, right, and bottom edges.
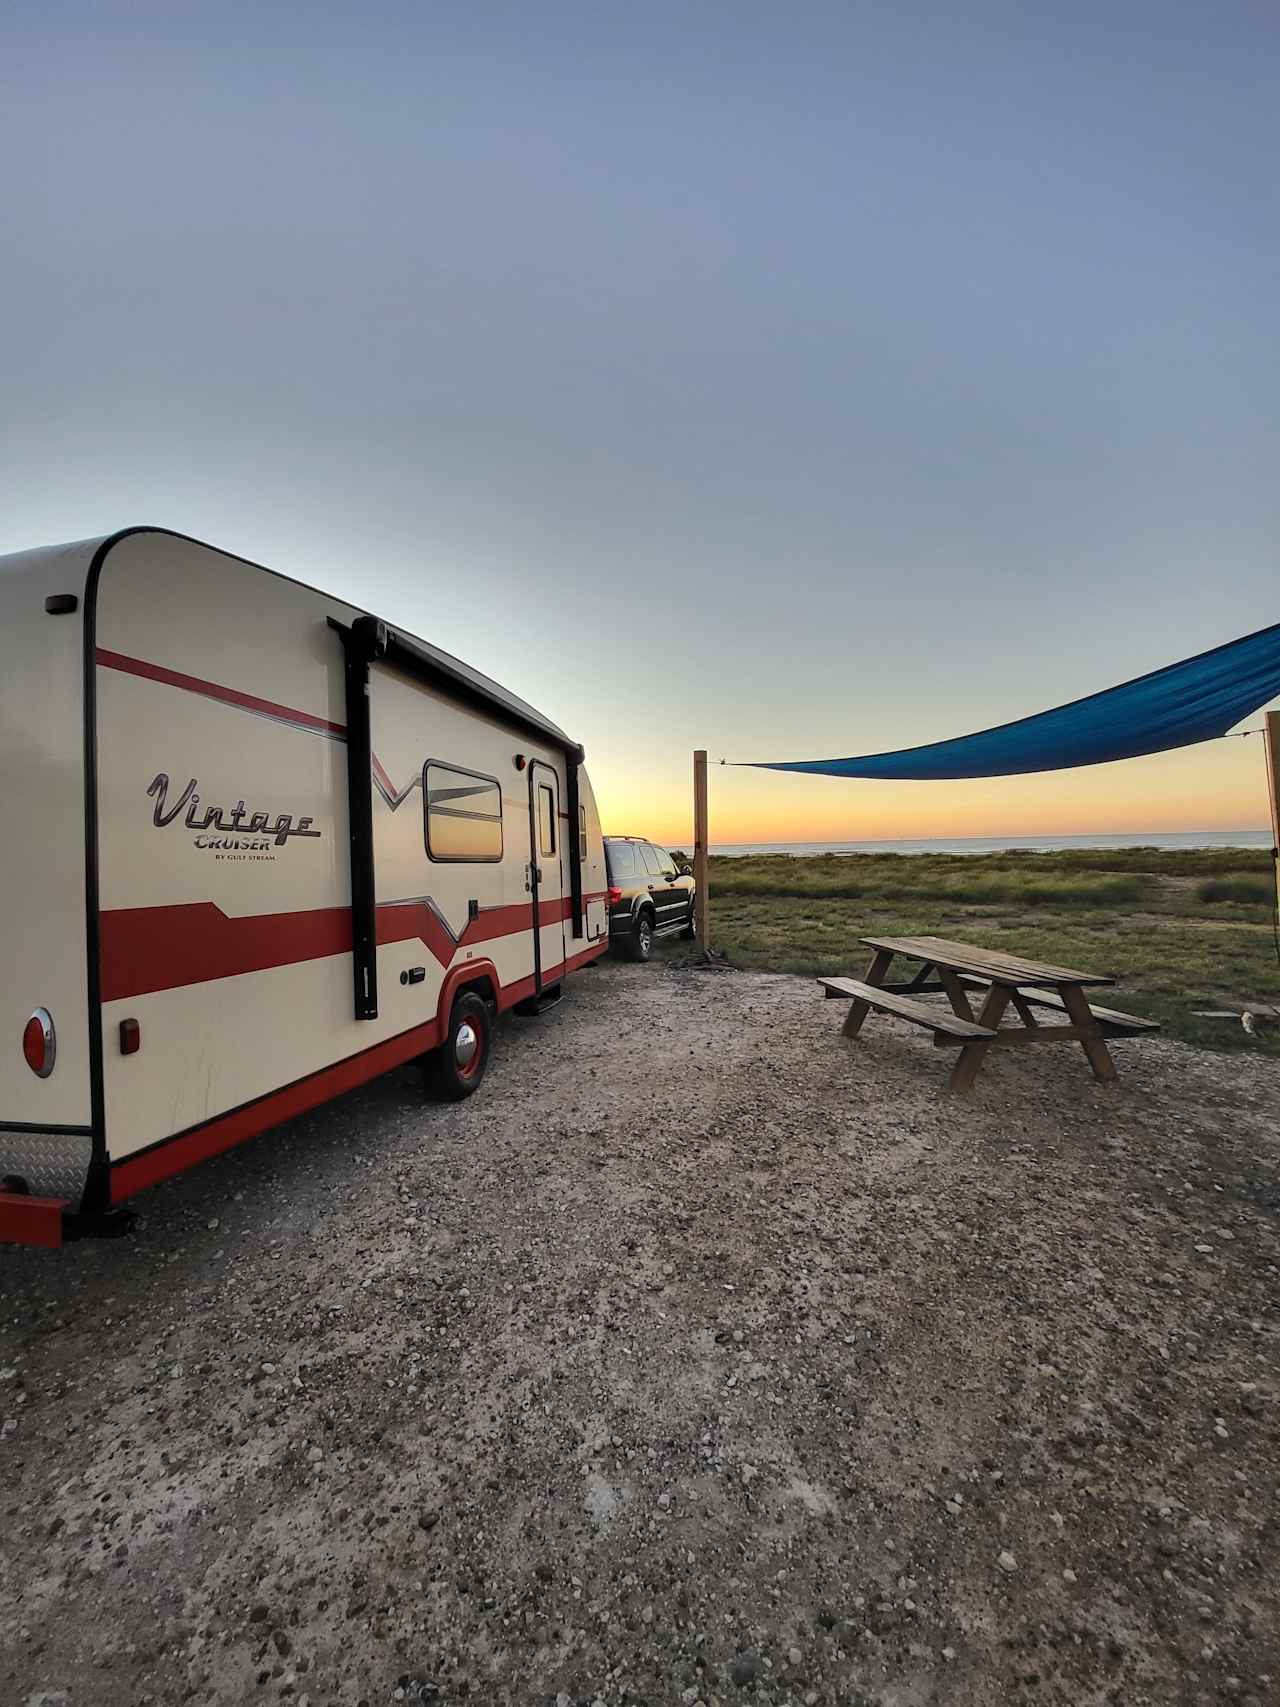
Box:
32, 526, 586, 766
329, 615, 586, 764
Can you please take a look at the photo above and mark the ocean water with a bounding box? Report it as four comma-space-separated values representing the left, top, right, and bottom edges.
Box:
707, 830, 1274, 858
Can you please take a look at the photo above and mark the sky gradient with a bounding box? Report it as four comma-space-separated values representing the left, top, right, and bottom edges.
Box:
3, 1, 1277, 844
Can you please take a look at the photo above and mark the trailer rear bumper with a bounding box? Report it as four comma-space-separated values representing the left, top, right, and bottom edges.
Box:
0, 1190, 69, 1248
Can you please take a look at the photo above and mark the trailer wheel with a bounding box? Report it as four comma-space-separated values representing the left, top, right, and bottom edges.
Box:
429, 992, 491, 1100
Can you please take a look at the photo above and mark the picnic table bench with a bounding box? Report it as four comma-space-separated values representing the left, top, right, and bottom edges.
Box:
819, 933, 1159, 1093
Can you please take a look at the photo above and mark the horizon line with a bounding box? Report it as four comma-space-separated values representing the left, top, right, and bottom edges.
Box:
647, 826, 1272, 848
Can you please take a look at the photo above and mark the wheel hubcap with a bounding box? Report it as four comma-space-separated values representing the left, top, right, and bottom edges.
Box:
455, 1020, 481, 1075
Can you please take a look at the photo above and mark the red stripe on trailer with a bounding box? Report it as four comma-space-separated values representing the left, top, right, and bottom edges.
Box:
96, 649, 347, 739
99, 895, 609, 1001
101, 902, 351, 1000
107, 937, 609, 1202
0, 1192, 68, 1248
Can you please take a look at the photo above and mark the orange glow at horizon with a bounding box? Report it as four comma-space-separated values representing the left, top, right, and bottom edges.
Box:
592, 731, 1275, 848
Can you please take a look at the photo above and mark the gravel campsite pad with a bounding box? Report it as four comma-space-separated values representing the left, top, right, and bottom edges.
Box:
2, 956, 1278, 1707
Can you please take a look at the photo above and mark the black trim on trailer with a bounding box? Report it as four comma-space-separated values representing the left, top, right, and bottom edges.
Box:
336, 616, 385, 1021
79, 535, 119, 1215
527, 763, 545, 992
565, 762, 584, 939
0, 1121, 95, 1136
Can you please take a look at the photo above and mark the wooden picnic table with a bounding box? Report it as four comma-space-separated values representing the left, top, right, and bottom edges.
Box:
819, 933, 1158, 1093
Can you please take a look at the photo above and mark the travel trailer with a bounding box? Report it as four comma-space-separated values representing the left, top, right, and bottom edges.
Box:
0, 528, 609, 1246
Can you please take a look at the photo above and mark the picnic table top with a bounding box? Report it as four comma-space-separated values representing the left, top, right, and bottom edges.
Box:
859, 933, 1116, 990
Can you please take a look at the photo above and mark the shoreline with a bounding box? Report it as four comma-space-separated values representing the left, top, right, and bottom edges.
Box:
705, 829, 1273, 858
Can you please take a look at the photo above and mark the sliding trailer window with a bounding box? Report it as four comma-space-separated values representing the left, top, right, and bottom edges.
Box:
537, 784, 557, 858
424, 760, 503, 863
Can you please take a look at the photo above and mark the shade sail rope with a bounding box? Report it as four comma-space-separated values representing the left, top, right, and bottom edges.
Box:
734, 619, 1280, 782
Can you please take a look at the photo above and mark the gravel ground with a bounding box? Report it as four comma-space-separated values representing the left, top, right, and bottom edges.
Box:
2, 953, 1278, 1707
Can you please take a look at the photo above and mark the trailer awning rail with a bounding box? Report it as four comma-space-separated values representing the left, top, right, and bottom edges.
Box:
328, 615, 585, 764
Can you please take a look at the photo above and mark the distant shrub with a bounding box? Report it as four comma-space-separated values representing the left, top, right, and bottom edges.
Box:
707, 859, 1149, 909
1197, 877, 1275, 906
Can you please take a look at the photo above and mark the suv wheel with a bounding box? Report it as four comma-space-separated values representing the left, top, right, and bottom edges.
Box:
628, 910, 654, 963
680, 900, 697, 941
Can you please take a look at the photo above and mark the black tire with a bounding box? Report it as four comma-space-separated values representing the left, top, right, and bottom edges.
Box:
427, 991, 491, 1100
680, 899, 697, 941
627, 910, 655, 962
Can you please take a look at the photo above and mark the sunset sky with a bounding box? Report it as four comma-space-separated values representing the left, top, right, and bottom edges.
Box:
3, 2, 1277, 846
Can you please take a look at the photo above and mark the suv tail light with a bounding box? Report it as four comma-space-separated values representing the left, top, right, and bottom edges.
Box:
607, 886, 622, 906
23, 1009, 56, 1078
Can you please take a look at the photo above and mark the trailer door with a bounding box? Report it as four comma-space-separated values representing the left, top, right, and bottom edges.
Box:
528, 762, 566, 991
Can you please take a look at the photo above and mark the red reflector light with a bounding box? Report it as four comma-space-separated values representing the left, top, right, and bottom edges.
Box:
119, 1018, 141, 1056
22, 1018, 44, 1073
23, 1009, 55, 1078
607, 886, 622, 905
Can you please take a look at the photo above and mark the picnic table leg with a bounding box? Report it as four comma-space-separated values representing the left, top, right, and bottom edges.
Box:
1011, 994, 1040, 1028
843, 948, 894, 1037
947, 982, 1012, 1094
1061, 985, 1119, 1083
937, 967, 975, 1021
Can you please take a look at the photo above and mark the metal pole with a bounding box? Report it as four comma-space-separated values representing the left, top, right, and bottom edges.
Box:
1265, 710, 1280, 916
693, 749, 710, 950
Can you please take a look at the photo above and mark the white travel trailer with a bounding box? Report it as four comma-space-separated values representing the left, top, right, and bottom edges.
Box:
0, 528, 609, 1245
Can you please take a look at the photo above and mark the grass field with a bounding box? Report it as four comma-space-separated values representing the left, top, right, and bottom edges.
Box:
681, 846, 1280, 1051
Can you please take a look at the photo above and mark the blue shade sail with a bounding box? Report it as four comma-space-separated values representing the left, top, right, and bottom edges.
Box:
749, 621, 1280, 780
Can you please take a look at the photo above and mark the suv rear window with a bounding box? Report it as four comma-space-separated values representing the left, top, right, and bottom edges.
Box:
606, 841, 638, 878
640, 844, 663, 876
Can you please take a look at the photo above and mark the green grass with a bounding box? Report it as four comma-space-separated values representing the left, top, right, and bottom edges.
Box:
1197, 875, 1276, 905
709, 859, 1150, 908
700, 848, 1280, 1051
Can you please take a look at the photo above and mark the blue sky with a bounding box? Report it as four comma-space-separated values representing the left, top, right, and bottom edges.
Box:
3, 1, 1277, 839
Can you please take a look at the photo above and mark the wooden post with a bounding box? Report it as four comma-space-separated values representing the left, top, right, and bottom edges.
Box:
693, 749, 710, 951
1265, 710, 1280, 913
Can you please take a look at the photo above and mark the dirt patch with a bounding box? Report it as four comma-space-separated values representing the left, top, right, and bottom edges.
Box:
2, 957, 1278, 1706
1127, 913, 1275, 935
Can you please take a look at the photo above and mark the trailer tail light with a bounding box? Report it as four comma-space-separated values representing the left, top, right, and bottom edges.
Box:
120, 1018, 141, 1056
22, 1009, 55, 1078
607, 886, 622, 906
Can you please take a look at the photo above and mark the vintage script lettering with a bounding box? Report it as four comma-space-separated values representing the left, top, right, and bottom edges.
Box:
147, 773, 321, 848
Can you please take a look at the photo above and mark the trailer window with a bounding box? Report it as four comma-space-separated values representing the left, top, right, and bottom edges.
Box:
424, 762, 503, 862
538, 784, 556, 857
